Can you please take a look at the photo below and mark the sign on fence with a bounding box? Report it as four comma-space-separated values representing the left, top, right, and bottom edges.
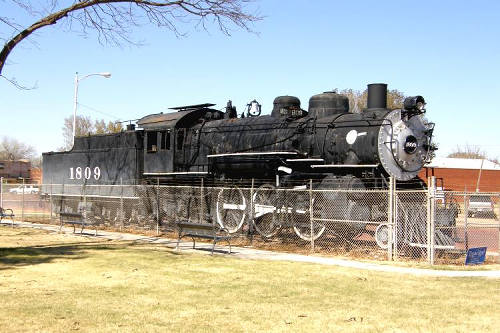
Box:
465, 247, 487, 265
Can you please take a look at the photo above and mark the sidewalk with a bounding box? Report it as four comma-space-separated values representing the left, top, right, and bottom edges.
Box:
3, 220, 500, 278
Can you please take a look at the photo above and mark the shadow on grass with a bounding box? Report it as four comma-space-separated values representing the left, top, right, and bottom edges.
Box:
0, 241, 130, 270
0, 237, 186, 270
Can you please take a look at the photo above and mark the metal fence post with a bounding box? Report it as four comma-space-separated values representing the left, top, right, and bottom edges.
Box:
60, 183, 64, 214
82, 183, 87, 219
50, 182, 53, 221
429, 176, 436, 265
497, 194, 500, 264
394, 181, 399, 260
309, 179, 314, 252
387, 176, 394, 261
249, 178, 255, 242
156, 178, 160, 235
21, 178, 25, 223
120, 178, 124, 231
199, 178, 204, 224
426, 177, 431, 263
0, 177, 3, 209
464, 187, 469, 252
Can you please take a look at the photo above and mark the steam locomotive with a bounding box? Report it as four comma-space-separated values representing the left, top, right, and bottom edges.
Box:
42, 83, 456, 249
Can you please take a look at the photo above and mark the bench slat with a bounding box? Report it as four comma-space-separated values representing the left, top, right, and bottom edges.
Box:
0, 207, 15, 226
59, 211, 97, 236
175, 221, 231, 254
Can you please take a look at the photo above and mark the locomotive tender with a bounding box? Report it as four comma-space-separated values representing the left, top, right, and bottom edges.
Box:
43, 83, 455, 248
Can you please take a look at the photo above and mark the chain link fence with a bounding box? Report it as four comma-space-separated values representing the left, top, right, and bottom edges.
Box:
436, 191, 500, 262
1, 178, 499, 265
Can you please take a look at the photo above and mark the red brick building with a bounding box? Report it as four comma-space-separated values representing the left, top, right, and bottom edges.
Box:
0, 160, 31, 182
30, 167, 42, 184
419, 158, 500, 192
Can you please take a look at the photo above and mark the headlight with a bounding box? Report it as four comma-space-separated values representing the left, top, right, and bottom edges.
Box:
404, 96, 426, 112
416, 101, 425, 111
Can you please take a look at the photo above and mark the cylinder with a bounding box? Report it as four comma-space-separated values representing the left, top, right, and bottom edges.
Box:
367, 83, 387, 109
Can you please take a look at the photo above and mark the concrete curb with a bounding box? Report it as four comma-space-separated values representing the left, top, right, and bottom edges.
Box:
3, 221, 499, 278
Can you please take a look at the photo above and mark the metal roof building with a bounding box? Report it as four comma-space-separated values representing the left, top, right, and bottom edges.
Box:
419, 157, 500, 192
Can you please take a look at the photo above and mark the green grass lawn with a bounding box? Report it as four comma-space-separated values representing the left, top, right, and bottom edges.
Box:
0, 227, 499, 333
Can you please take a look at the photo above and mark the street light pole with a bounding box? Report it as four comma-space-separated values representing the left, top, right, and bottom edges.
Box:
72, 71, 112, 147
72, 72, 79, 147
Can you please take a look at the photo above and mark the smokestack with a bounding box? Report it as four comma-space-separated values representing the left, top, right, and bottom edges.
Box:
367, 83, 387, 109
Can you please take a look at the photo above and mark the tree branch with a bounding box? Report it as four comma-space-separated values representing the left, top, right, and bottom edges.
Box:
0, 74, 37, 90
0, 0, 261, 82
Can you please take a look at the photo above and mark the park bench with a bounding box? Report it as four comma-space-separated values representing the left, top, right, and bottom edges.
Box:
0, 207, 15, 226
59, 204, 98, 236
175, 221, 232, 254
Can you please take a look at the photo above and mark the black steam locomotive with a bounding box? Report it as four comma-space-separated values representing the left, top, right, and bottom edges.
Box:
43, 83, 432, 185
42, 83, 456, 248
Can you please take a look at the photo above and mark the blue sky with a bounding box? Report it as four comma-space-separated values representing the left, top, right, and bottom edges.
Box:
0, 0, 499, 158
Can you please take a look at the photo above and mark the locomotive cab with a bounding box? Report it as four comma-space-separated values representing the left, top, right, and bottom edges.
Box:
137, 104, 224, 178
143, 128, 173, 175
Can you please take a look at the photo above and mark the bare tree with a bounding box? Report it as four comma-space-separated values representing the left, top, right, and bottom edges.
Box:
0, 136, 37, 160
106, 120, 123, 133
338, 88, 364, 113
0, 0, 261, 83
62, 114, 96, 150
94, 119, 107, 134
447, 145, 488, 160
62, 114, 124, 150
339, 88, 406, 113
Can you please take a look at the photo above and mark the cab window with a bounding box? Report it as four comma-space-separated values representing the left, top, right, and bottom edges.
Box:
147, 131, 158, 153
176, 129, 184, 150
160, 130, 170, 150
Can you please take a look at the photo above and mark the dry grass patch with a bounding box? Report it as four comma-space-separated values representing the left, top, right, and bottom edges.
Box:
0, 226, 499, 333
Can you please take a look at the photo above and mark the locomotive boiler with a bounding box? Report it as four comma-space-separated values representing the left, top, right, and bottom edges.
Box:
132, 83, 432, 184
42, 83, 456, 249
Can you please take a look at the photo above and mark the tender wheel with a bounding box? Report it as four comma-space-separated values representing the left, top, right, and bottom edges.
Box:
291, 196, 326, 241
293, 220, 326, 242
216, 186, 247, 233
252, 184, 282, 238
375, 223, 390, 249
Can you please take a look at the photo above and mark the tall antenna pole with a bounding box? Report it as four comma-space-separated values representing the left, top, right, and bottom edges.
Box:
475, 159, 484, 192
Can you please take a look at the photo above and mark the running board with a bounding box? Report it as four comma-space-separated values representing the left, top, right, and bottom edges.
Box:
143, 172, 209, 176
207, 152, 298, 158
310, 164, 379, 169
286, 158, 324, 163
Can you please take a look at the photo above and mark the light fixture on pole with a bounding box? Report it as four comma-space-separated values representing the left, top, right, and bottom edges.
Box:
72, 72, 112, 147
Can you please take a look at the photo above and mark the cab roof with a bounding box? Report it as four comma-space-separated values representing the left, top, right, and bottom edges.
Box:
137, 107, 221, 130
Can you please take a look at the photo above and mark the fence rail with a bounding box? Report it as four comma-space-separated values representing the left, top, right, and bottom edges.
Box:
1, 178, 499, 265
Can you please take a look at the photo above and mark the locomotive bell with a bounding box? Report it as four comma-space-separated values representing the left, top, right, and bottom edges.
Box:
247, 99, 262, 117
